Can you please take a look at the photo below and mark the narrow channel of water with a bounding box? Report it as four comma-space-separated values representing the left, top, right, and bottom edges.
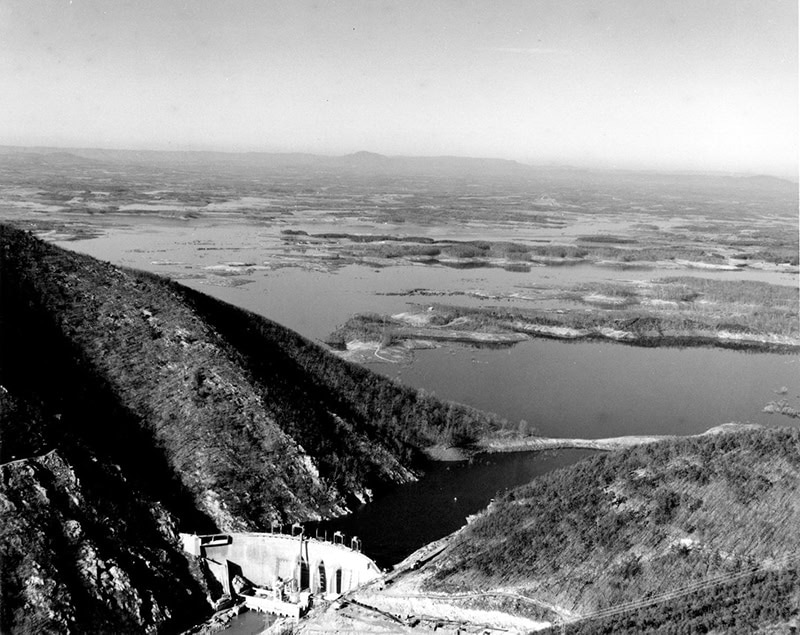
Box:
310, 449, 595, 569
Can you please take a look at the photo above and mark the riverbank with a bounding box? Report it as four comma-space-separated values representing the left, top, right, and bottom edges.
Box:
424, 422, 766, 461
334, 326, 800, 367
421, 437, 662, 462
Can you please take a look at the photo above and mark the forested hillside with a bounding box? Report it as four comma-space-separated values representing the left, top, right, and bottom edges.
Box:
0, 224, 508, 632
415, 427, 800, 627
0, 224, 506, 527
547, 561, 800, 633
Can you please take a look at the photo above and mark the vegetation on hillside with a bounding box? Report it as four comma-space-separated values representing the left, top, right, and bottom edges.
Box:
421, 428, 800, 620
180, 288, 504, 455
0, 224, 507, 532
546, 561, 800, 634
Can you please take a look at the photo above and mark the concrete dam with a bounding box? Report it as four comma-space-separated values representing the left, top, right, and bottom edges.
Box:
181, 529, 382, 601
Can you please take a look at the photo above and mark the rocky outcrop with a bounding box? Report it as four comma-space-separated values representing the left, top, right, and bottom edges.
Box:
0, 449, 211, 633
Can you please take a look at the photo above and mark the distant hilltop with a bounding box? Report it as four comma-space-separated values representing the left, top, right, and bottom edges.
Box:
0, 144, 535, 181
0, 144, 523, 173
342, 150, 389, 161
0, 144, 794, 184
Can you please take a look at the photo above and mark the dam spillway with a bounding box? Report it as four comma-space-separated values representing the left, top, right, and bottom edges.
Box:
181, 530, 382, 600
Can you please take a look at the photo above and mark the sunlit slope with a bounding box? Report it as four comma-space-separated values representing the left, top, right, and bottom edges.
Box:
418, 428, 800, 624
0, 225, 505, 530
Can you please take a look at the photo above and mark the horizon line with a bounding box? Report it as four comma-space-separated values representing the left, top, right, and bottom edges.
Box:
0, 142, 796, 182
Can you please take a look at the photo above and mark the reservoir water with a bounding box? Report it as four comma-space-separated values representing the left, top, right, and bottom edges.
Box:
56, 223, 799, 344
389, 341, 798, 439
55, 225, 800, 441
310, 449, 596, 568
54, 226, 799, 565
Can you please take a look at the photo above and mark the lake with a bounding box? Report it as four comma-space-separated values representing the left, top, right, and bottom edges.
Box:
388, 340, 798, 439
56, 222, 798, 344
54, 224, 799, 565
311, 340, 796, 567
64, 227, 797, 441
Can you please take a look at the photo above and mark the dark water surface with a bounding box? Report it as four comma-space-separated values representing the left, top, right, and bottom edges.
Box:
311, 449, 595, 568
224, 610, 275, 635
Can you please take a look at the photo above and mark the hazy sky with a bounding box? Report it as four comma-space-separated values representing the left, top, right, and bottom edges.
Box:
1, 0, 797, 176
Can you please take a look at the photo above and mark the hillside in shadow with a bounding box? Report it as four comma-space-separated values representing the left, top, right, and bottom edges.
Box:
0, 224, 508, 632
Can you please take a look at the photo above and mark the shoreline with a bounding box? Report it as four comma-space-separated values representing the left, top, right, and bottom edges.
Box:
335, 326, 800, 366
425, 422, 766, 461
328, 276, 799, 358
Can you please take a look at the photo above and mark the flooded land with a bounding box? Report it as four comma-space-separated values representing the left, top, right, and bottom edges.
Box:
1, 150, 797, 445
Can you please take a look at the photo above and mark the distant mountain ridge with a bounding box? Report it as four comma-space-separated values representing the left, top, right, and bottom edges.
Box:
0, 144, 794, 183
0, 144, 520, 169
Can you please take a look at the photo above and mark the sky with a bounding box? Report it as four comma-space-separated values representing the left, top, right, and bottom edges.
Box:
0, 0, 797, 177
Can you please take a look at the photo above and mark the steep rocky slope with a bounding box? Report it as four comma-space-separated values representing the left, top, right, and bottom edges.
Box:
0, 391, 213, 633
